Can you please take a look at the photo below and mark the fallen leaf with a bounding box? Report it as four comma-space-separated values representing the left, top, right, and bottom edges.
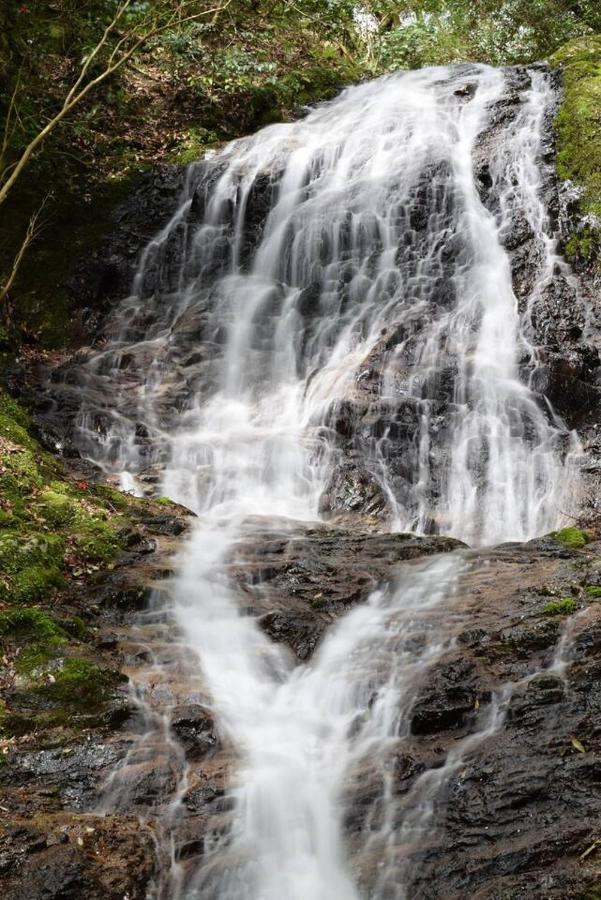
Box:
570, 736, 586, 754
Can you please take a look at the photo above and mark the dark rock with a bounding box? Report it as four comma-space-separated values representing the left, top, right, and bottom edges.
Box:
228, 519, 464, 658
170, 704, 218, 760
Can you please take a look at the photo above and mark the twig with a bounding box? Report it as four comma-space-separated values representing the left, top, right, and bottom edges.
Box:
0, 196, 49, 306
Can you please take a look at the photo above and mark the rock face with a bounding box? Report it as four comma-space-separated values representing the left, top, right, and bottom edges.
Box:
350, 537, 601, 897
30, 64, 601, 528
228, 521, 464, 658
67, 166, 185, 336
5, 525, 601, 898
1, 814, 156, 900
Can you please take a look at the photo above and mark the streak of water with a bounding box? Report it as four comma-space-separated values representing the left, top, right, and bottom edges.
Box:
57, 62, 585, 898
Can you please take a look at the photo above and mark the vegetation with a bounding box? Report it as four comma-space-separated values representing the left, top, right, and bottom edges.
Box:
551, 34, 601, 265
0, 388, 128, 602
0, 385, 186, 741
543, 596, 577, 615
549, 526, 591, 549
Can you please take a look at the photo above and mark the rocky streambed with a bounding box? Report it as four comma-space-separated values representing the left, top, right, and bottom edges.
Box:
2, 511, 601, 898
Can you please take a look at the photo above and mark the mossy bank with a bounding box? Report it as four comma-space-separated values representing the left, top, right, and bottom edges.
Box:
552, 35, 601, 268
0, 386, 191, 745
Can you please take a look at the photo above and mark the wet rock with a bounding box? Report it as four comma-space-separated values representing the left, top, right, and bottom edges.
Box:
0, 743, 120, 810
67, 165, 185, 332
0, 815, 156, 900
361, 541, 601, 899
228, 520, 464, 658
410, 660, 479, 735
170, 704, 218, 760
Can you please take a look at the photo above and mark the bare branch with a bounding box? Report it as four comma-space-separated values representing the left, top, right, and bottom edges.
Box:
63, 0, 132, 108
0, 0, 233, 209
0, 197, 49, 307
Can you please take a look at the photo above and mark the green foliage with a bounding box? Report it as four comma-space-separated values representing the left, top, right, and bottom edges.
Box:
363, 0, 601, 70
551, 35, 601, 266
585, 585, 601, 597
549, 526, 591, 549
543, 596, 577, 615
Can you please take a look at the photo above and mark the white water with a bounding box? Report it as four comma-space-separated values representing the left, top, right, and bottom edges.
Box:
64, 63, 583, 897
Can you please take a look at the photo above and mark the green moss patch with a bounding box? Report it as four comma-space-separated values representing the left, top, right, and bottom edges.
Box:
0, 608, 89, 676
549, 526, 591, 550
0, 606, 65, 640
33, 658, 126, 708
1, 657, 127, 737
551, 36, 601, 265
0, 388, 187, 741
0, 387, 140, 602
543, 597, 577, 616
585, 585, 601, 597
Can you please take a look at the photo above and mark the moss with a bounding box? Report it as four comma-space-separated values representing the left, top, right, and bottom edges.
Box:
34, 658, 126, 708
0, 607, 66, 641
72, 517, 125, 563
0, 607, 69, 674
0, 387, 134, 604
585, 585, 601, 597
10, 566, 65, 603
0, 393, 37, 450
36, 489, 79, 527
0, 532, 65, 574
543, 597, 577, 616
0, 532, 66, 602
551, 36, 601, 265
549, 526, 591, 550
310, 593, 326, 610
171, 127, 221, 165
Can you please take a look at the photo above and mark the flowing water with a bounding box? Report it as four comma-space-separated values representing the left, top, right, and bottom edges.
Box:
56, 63, 583, 897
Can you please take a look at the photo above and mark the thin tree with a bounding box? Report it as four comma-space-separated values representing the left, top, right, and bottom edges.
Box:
0, 0, 231, 208
0, 0, 231, 306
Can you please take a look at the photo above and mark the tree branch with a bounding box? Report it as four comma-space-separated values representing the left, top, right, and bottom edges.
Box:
0, 197, 49, 307
0, 0, 233, 209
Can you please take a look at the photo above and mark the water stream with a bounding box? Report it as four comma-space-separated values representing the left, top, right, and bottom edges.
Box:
59, 63, 583, 897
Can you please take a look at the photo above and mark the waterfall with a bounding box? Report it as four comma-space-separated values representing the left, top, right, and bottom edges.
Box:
54, 63, 582, 898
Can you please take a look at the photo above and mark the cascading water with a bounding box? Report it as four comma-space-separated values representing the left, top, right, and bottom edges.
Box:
51, 62, 583, 898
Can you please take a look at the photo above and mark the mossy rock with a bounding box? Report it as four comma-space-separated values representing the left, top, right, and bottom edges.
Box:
543, 597, 577, 616
0, 533, 66, 602
33, 658, 127, 708
37, 489, 79, 527
0, 606, 67, 641
548, 526, 591, 550
551, 35, 601, 265
0, 388, 134, 602
1, 656, 128, 737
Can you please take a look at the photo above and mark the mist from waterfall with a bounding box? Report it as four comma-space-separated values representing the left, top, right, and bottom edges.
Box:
61, 63, 582, 898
